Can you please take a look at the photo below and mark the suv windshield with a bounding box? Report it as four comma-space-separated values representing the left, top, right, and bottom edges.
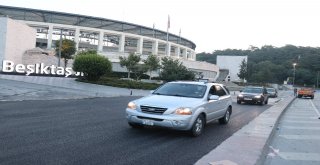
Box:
153, 83, 207, 98
243, 87, 263, 93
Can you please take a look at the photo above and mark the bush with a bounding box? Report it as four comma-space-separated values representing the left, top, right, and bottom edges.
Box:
73, 52, 112, 81
77, 77, 161, 90
160, 57, 195, 82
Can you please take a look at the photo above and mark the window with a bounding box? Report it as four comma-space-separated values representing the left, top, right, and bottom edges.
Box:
215, 85, 227, 96
209, 86, 217, 95
223, 86, 230, 95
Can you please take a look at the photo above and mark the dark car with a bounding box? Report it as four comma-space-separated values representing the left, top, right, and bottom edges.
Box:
237, 86, 269, 105
267, 88, 278, 98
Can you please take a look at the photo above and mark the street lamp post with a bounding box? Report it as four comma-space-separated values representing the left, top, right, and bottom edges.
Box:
293, 63, 297, 87
317, 71, 319, 89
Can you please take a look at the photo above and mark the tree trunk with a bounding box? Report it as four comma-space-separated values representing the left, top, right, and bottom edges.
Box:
64, 59, 68, 68
149, 70, 152, 80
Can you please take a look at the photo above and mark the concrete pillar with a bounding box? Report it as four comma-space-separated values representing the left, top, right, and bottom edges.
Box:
137, 37, 143, 54
47, 25, 53, 49
74, 28, 80, 50
175, 47, 180, 58
152, 40, 158, 55
166, 42, 171, 56
188, 50, 192, 59
98, 31, 104, 52
182, 48, 187, 59
119, 34, 125, 52
192, 51, 196, 60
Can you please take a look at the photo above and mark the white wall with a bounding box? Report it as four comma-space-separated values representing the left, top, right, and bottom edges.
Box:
0, 17, 36, 71
216, 55, 247, 82
0, 17, 7, 70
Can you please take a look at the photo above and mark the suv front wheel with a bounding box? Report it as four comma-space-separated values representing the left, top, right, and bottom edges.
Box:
190, 114, 205, 137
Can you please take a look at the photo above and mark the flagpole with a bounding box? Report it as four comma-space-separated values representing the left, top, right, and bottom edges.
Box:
179, 28, 181, 44
166, 15, 169, 42
166, 15, 169, 56
153, 23, 155, 38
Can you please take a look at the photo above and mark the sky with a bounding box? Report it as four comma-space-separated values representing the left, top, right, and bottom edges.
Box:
1, 0, 320, 53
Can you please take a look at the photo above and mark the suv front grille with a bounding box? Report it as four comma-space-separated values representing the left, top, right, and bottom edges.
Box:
140, 106, 167, 114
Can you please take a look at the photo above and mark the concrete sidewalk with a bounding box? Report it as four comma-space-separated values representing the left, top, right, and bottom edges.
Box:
263, 92, 320, 165
195, 91, 295, 165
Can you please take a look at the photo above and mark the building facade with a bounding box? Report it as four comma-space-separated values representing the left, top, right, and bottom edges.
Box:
216, 55, 247, 82
0, 5, 219, 80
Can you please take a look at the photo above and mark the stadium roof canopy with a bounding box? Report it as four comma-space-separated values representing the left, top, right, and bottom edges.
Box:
0, 5, 196, 50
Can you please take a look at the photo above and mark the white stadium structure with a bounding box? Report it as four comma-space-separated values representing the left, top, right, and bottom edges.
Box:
0, 5, 220, 80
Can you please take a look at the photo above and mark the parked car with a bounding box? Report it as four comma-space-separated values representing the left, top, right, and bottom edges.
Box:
237, 86, 269, 105
267, 87, 278, 98
297, 88, 315, 99
126, 81, 232, 137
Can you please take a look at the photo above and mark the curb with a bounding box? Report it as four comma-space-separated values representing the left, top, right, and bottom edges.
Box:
195, 96, 295, 165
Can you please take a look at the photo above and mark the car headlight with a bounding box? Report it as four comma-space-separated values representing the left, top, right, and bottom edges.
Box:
127, 102, 137, 110
238, 94, 243, 97
175, 107, 192, 115
254, 95, 261, 99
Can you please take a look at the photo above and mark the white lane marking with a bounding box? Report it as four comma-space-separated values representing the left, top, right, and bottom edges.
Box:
285, 112, 314, 117
310, 99, 320, 117
278, 152, 320, 161
268, 146, 280, 157
285, 116, 316, 119
282, 126, 320, 130
279, 135, 320, 140
283, 120, 319, 124
209, 160, 238, 165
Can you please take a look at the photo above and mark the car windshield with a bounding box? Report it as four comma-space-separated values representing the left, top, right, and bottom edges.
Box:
267, 88, 275, 92
243, 87, 263, 93
153, 83, 207, 98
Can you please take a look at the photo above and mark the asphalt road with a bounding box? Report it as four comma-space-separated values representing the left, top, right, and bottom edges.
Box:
0, 97, 272, 165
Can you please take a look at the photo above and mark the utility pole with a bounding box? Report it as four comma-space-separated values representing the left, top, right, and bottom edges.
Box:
293, 63, 297, 87
317, 71, 319, 89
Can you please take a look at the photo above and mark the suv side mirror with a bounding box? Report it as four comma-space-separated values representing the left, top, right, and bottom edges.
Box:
209, 95, 219, 100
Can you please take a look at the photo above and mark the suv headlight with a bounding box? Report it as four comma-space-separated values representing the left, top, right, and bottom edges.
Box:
175, 107, 192, 115
238, 94, 243, 97
254, 95, 261, 99
127, 102, 137, 110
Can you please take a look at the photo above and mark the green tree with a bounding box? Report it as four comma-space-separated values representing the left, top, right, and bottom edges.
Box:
132, 64, 148, 81
160, 57, 195, 82
143, 55, 160, 80
73, 51, 112, 81
119, 53, 141, 79
196, 45, 320, 85
55, 39, 76, 68
237, 59, 247, 81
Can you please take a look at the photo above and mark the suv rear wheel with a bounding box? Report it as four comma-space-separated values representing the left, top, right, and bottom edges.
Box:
219, 107, 231, 124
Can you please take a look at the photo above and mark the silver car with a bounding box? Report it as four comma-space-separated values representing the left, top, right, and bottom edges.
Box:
126, 81, 232, 136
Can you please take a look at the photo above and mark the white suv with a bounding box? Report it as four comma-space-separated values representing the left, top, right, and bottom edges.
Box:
126, 81, 232, 136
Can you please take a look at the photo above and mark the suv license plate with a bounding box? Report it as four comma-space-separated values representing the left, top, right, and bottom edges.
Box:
244, 98, 252, 101
142, 120, 154, 126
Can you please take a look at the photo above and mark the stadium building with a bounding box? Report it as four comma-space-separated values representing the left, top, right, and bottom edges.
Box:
0, 5, 219, 80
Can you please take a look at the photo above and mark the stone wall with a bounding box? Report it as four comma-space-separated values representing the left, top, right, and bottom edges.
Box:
22, 48, 73, 67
